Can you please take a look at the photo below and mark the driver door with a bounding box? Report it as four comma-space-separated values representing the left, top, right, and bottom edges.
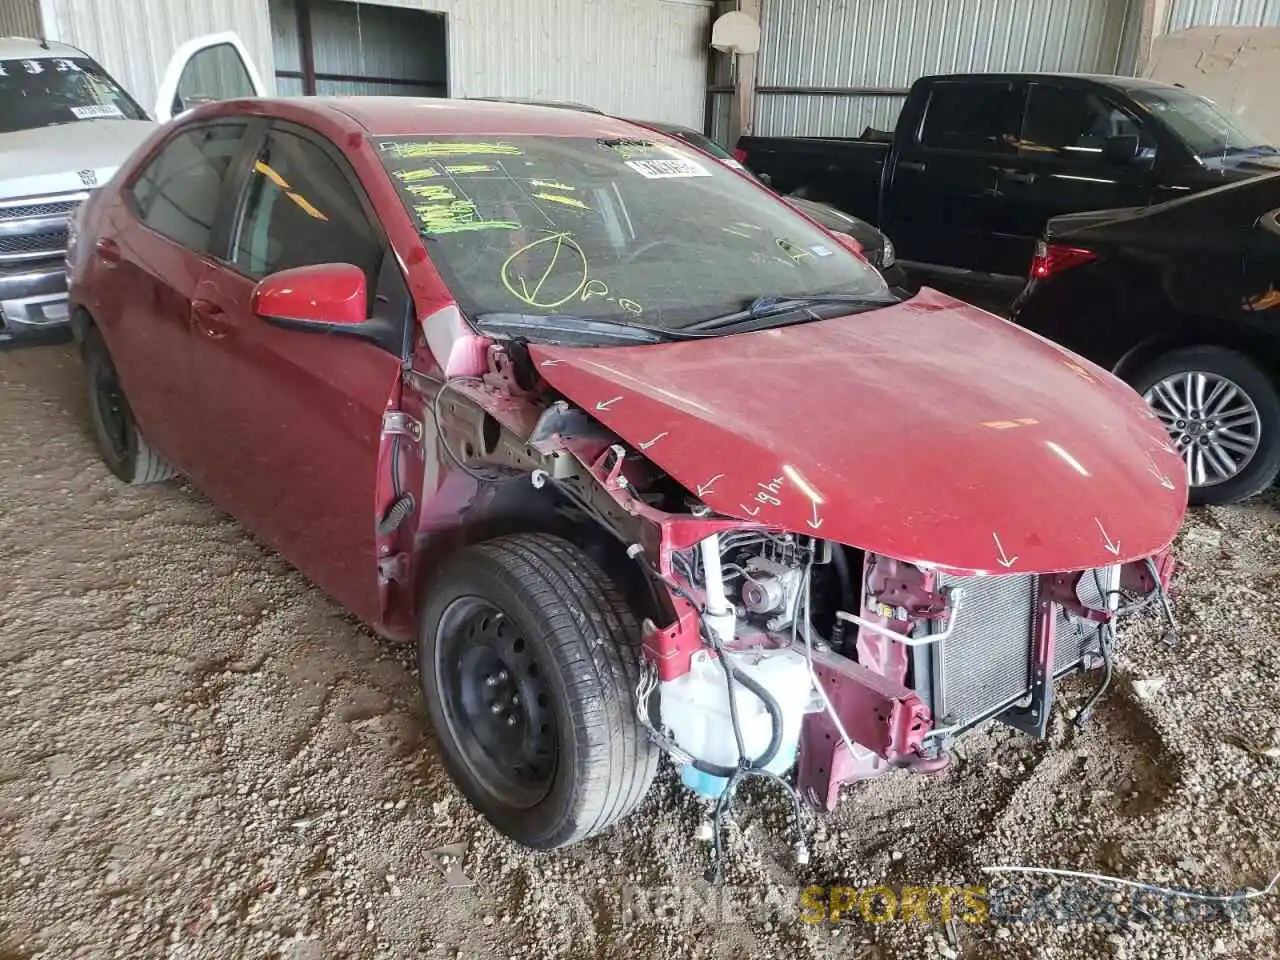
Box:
154, 32, 268, 123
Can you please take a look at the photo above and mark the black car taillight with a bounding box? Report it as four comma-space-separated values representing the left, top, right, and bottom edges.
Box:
1031, 241, 1098, 280
732, 147, 748, 164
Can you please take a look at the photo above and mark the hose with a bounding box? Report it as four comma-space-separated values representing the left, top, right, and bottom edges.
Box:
687, 657, 785, 779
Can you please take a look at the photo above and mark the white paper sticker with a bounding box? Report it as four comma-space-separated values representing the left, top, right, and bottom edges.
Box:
625, 156, 710, 180
71, 104, 125, 119
810, 243, 834, 257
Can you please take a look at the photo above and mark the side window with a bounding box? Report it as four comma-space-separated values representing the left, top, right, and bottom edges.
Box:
1020, 85, 1141, 159
919, 83, 1023, 154
130, 123, 246, 251
171, 43, 257, 117
232, 129, 383, 295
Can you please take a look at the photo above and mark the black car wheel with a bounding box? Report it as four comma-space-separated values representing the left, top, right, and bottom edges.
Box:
1130, 346, 1280, 505
418, 533, 658, 849
83, 327, 176, 485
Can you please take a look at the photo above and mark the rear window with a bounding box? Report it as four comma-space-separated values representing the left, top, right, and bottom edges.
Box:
375, 134, 887, 331
0, 57, 147, 134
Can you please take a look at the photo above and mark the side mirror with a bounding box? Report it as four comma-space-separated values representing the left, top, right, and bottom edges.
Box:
1261, 208, 1280, 238
252, 263, 368, 331
1102, 134, 1141, 166
757, 171, 774, 188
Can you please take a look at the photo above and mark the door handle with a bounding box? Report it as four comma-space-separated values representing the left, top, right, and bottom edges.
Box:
898, 160, 927, 173
191, 297, 229, 339
1001, 169, 1037, 185
94, 237, 121, 264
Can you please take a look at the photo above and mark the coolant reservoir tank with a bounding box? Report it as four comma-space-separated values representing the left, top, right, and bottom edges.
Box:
659, 647, 815, 798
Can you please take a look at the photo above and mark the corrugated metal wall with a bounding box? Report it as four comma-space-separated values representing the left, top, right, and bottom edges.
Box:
755, 0, 1135, 137
38, 0, 276, 116
37, 0, 709, 128
1167, 0, 1280, 29
0, 0, 44, 36
269, 0, 447, 97
389, 0, 711, 126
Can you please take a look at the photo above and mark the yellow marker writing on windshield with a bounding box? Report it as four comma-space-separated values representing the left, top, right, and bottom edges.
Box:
395, 167, 441, 182
501, 233, 588, 309
384, 142, 523, 159
530, 179, 575, 192
534, 192, 590, 211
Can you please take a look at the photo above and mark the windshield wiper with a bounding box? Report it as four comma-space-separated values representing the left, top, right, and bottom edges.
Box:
683, 292, 901, 333
474, 312, 702, 344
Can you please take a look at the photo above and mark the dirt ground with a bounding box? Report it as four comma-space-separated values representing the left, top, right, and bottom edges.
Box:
3, 341, 1280, 960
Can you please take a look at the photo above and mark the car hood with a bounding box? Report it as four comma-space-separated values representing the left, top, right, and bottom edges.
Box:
529, 288, 1187, 575
0, 120, 156, 199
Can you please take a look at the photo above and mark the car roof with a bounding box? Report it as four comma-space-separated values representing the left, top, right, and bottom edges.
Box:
920, 72, 1180, 93
225, 96, 661, 140
0, 36, 85, 59
633, 119, 697, 137
466, 96, 604, 114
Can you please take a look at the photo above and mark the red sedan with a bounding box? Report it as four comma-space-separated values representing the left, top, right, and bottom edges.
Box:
68, 97, 1186, 860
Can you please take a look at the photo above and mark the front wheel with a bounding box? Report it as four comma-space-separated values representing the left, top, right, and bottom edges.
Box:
417, 534, 658, 849
1131, 346, 1280, 505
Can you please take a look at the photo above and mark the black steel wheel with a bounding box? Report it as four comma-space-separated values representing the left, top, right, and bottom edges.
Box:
418, 533, 658, 850
435, 596, 558, 807
83, 326, 175, 485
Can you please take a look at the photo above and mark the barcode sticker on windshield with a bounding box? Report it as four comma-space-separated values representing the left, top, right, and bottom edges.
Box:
625, 156, 710, 179
71, 104, 124, 119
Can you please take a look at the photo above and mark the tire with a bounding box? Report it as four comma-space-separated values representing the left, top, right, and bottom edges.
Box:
1129, 345, 1280, 506
83, 327, 176, 485
417, 533, 659, 849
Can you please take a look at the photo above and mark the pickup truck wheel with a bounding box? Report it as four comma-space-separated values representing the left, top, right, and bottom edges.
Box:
417, 533, 659, 849
1130, 346, 1280, 505
83, 328, 176, 485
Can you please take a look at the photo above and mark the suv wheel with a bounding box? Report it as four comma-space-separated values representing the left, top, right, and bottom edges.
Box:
1131, 346, 1280, 505
418, 533, 658, 849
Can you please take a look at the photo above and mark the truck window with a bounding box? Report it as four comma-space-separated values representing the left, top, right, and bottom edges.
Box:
1020, 85, 1142, 159
919, 83, 1022, 154
0, 57, 148, 134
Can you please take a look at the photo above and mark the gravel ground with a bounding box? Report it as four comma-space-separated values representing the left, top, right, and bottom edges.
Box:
2, 341, 1279, 960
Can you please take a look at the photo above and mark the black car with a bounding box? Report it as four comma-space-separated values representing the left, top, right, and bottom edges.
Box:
631, 120, 907, 287
1011, 173, 1280, 505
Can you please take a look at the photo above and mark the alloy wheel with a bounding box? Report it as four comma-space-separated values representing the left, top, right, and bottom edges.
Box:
1144, 371, 1261, 488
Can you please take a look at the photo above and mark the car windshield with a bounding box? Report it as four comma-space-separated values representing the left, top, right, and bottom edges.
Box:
374, 134, 888, 332
1130, 86, 1274, 159
0, 56, 147, 134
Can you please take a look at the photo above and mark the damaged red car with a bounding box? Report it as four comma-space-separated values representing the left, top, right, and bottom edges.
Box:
67, 98, 1187, 864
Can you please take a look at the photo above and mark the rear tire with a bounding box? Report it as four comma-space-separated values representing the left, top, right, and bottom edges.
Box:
1129, 346, 1280, 505
417, 533, 658, 849
83, 327, 175, 485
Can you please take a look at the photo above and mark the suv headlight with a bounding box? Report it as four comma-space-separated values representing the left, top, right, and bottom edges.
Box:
881, 235, 895, 269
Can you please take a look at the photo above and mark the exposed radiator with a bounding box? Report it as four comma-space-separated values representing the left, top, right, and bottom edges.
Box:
919, 566, 1117, 732
928, 573, 1038, 727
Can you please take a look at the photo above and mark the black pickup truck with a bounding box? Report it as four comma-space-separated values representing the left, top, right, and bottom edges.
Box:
737, 73, 1280, 281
